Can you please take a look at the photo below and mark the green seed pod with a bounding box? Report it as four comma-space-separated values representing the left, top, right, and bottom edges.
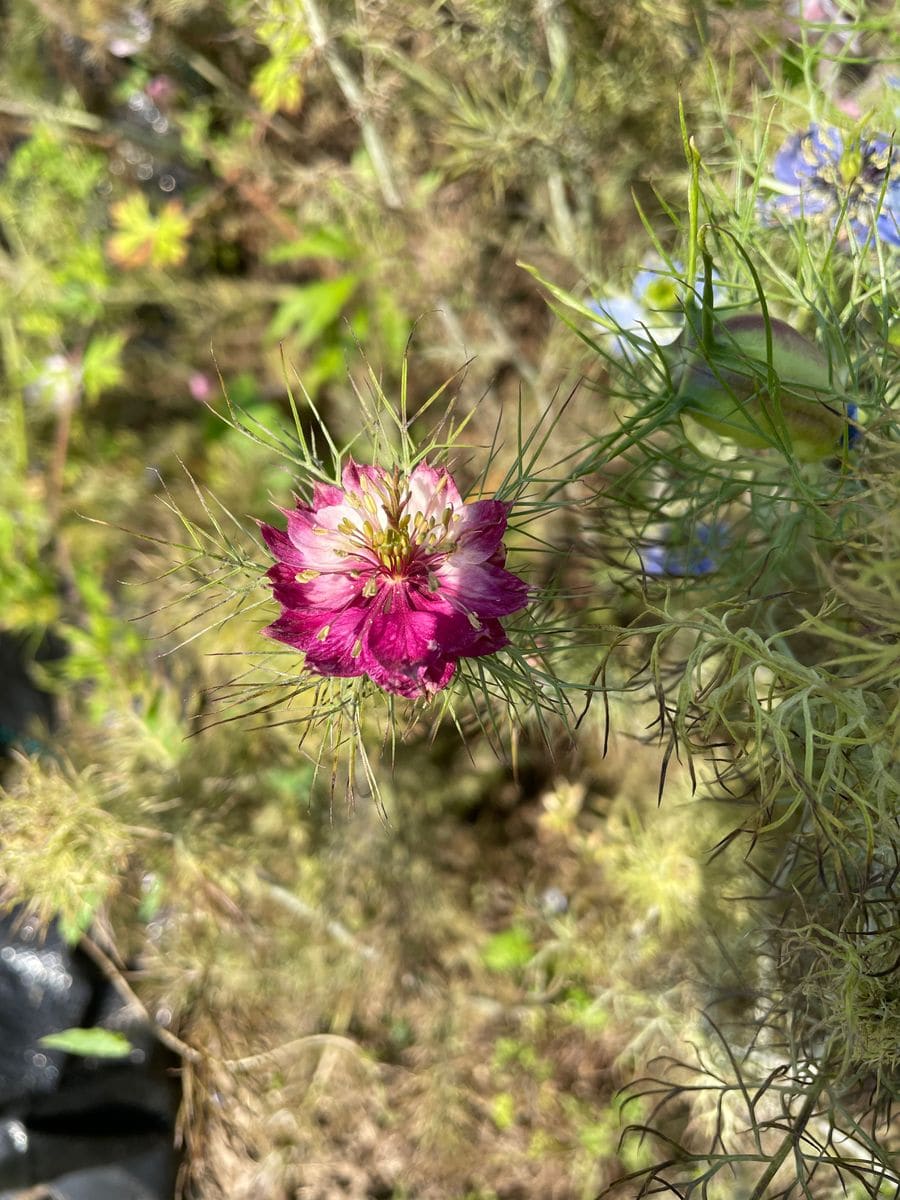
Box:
677, 314, 846, 461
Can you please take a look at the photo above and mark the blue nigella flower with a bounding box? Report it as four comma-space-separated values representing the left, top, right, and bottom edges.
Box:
762, 124, 900, 246
586, 294, 654, 362
844, 401, 862, 449
589, 260, 728, 362
640, 522, 728, 579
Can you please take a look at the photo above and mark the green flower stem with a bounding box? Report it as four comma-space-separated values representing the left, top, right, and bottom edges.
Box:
698, 230, 715, 355
748, 1069, 829, 1200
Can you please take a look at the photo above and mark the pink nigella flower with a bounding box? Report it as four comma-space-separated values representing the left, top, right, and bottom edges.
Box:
260, 460, 529, 699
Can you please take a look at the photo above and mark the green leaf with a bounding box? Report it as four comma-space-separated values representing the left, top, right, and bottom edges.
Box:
82, 331, 127, 403
489, 1092, 516, 1130
482, 925, 534, 973
107, 193, 191, 270
265, 224, 356, 263
39, 1027, 133, 1059
517, 260, 603, 324
375, 290, 411, 360
57, 889, 103, 945
251, 55, 305, 115
269, 274, 359, 344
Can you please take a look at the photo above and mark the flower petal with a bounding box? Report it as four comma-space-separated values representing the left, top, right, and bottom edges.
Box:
341, 459, 390, 503
452, 500, 511, 562
365, 652, 456, 699
266, 561, 364, 610
435, 560, 530, 617
875, 188, 900, 246
311, 481, 344, 508
406, 462, 462, 518
264, 602, 369, 677
259, 521, 305, 569
261, 458, 528, 695
283, 504, 372, 572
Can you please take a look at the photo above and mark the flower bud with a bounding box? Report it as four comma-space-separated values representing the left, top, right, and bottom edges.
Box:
676, 315, 847, 461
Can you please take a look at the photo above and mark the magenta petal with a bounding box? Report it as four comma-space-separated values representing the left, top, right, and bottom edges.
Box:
259, 522, 305, 569
266, 561, 363, 610
361, 601, 451, 696
469, 617, 509, 656
439, 613, 509, 658
342, 458, 390, 500
359, 592, 453, 697
260, 458, 528, 695
407, 591, 511, 657
363, 593, 440, 670
264, 603, 368, 677
311, 482, 344, 508
365, 653, 456, 699
436, 560, 530, 617
452, 500, 511, 562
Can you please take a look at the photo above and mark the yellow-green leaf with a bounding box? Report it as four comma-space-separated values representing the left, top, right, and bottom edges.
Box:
39, 1027, 133, 1059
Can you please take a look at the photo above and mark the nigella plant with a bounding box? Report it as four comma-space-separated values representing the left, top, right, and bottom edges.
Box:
260, 459, 529, 699
132, 349, 585, 808
761, 124, 900, 246
524, 115, 900, 1198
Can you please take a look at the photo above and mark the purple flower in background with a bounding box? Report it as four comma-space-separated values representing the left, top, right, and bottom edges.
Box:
640, 523, 729, 578
145, 75, 177, 109
785, 0, 858, 44
796, 0, 841, 17
762, 124, 900, 246
260, 461, 529, 698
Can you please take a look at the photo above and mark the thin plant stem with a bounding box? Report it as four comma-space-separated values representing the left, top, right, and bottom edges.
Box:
747, 1068, 829, 1200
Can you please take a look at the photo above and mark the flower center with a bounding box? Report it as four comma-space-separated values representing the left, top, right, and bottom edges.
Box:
839, 144, 862, 188
337, 472, 458, 579
370, 517, 414, 572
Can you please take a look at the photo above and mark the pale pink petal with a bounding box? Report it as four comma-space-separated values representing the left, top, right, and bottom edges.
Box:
284, 505, 369, 571
267, 561, 364, 610
406, 462, 462, 519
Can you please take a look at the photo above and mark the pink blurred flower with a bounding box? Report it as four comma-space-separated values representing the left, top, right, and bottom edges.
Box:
260, 460, 529, 698
145, 74, 177, 108
188, 372, 213, 402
